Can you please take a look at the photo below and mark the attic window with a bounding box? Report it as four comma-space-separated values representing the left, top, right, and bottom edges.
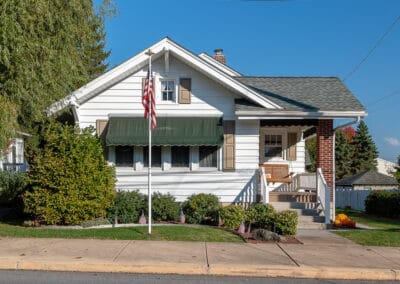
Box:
161, 79, 175, 101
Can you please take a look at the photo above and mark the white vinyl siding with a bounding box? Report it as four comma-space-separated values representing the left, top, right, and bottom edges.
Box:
77, 55, 238, 129
115, 168, 258, 203
235, 120, 259, 170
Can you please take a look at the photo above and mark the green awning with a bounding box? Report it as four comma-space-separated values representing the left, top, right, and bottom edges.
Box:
106, 117, 223, 146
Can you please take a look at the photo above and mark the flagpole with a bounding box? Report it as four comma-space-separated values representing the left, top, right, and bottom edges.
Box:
146, 49, 154, 235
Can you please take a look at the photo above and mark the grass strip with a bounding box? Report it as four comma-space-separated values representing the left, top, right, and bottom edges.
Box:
0, 223, 243, 243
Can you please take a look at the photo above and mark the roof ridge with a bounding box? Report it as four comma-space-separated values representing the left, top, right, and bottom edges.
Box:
236, 76, 340, 79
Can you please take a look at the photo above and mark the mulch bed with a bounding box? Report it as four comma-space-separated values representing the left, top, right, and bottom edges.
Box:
239, 232, 303, 244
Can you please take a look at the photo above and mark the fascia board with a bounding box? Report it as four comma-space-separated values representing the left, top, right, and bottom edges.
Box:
198, 53, 242, 76
236, 110, 368, 119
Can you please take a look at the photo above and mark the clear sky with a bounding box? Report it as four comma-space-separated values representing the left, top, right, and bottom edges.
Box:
98, 0, 400, 162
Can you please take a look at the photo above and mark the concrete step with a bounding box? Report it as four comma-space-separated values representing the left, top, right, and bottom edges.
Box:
297, 222, 329, 230
270, 202, 319, 210
298, 215, 325, 223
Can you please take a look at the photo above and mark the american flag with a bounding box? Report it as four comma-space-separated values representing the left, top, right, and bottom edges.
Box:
142, 69, 156, 129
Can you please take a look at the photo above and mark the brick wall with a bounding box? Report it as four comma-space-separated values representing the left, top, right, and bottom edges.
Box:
317, 119, 334, 201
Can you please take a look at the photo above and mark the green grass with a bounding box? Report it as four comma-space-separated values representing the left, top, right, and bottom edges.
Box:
0, 223, 243, 242
334, 208, 400, 246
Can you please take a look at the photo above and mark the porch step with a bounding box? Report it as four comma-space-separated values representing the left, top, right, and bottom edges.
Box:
270, 202, 327, 230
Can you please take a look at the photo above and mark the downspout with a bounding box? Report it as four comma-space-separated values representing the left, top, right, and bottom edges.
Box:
331, 116, 361, 221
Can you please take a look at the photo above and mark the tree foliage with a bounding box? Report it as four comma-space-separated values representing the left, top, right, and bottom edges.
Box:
0, 0, 110, 147
351, 121, 378, 174
24, 121, 115, 225
335, 130, 353, 179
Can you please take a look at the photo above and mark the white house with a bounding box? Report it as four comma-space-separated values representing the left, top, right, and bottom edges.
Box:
50, 38, 367, 224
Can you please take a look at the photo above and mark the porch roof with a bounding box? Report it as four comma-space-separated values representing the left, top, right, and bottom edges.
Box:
105, 116, 223, 146
234, 77, 366, 118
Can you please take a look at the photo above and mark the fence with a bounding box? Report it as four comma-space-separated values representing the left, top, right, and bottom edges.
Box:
335, 188, 399, 211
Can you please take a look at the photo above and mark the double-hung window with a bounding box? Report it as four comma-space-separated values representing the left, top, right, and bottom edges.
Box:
161, 80, 175, 102
264, 134, 283, 159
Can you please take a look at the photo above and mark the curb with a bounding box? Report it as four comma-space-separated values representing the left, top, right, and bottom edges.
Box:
0, 260, 398, 281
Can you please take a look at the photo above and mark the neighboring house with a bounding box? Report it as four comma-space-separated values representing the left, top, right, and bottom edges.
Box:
376, 158, 396, 177
336, 170, 398, 191
49, 37, 367, 223
0, 133, 28, 173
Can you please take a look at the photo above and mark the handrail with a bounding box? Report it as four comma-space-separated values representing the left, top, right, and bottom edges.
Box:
316, 168, 331, 224
260, 167, 269, 203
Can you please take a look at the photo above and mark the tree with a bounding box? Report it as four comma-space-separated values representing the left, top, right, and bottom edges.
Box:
305, 137, 317, 172
351, 121, 378, 174
24, 121, 115, 225
335, 130, 353, 179
0, 0, 110, 144
395, 155, 400, 187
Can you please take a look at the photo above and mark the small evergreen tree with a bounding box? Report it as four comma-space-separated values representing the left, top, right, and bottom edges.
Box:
24, 121, 115, 225
335, 130, 353, 179
351, 121, 378, 174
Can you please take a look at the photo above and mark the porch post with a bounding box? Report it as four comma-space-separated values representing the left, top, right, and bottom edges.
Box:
316, 119, 334, 204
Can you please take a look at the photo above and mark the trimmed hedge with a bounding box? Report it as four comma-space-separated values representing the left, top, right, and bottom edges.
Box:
274, 210, 298, 236
365, 190, 400, 218
108, 191, 145, 224
182, 193, 220, 224
220, 205, 245, 229
245, 203, 276, 230
145, 192, 180, 222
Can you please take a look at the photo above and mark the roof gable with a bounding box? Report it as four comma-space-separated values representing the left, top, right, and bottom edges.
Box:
48, 37, 280, 115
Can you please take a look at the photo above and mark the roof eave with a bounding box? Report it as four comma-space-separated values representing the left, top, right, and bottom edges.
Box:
236, 110, 368, 120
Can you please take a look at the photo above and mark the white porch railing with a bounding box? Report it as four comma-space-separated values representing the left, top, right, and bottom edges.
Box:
316, 168, 331, 225
260, 167, 269, 203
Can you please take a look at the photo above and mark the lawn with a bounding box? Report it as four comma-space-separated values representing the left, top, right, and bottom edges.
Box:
0, 223, 243, 243
333, 208, 400, 246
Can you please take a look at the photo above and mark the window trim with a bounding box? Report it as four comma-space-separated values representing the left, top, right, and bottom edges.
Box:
160, 78, 176, 103
260, 128, 287, 163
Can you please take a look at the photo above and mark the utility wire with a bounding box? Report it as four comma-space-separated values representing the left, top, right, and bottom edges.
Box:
365, 89, 400, 107
343, 15, 400, 82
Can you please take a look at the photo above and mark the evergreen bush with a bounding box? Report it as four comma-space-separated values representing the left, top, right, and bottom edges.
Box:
108, 190, 145, 224
220, 204, 245, 229
182, 193, 220, 224
365, 190, 400, 218
144, 192, 180, 222
24, 122, 115, 225
245, 203, 276, 230
274, 210, 298, 235
0, 171, 27, 207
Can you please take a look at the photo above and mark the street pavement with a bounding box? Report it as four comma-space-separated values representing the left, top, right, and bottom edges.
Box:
0, 229, 399, 281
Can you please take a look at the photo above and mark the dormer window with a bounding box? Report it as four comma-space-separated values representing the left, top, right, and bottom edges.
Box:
161, 79, 175, 101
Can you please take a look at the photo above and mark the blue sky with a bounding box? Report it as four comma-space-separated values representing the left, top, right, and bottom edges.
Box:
98, 0, 400, 162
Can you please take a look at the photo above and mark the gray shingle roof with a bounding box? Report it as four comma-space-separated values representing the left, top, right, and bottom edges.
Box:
235, 77, 365, 112
336, 170, 398, 186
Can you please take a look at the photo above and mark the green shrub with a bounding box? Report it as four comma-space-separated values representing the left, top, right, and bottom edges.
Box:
365, 190, 400, 218
23, 122, 115, 225
220, 204, 245, 229
274, 210, 298, 236
245, 203, 276, 230
182, 193, 220, 224
0, 171, 27, 207
144, 192, 179, 222
108, 190, 145, 224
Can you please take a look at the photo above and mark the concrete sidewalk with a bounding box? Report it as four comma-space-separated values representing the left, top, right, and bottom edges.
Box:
0, 230, 399, 281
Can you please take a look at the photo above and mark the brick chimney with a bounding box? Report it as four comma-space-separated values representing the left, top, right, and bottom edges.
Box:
213, 49, 226, 64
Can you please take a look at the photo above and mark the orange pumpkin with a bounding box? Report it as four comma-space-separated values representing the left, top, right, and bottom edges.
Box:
336, 214, 349, 222
334, 220, 342, 227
